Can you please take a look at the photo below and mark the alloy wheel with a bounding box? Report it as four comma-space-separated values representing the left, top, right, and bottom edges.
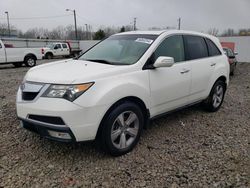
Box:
111, 111, 139, 150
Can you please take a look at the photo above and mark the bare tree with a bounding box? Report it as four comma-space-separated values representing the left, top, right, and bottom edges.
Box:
0, 22, 18, 36
207, 28, 219, 36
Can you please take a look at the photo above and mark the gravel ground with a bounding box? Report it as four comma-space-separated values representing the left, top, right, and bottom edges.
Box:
0, 60, 249, 188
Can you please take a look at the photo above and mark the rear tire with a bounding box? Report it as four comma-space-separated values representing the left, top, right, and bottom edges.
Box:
98, 102, 144, 156
230, 63, 236, 76
202, 80, 226, 112
24, 56, 36, 67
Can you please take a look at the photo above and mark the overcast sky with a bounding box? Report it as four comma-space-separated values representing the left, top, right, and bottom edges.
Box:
0, 0, 249, 33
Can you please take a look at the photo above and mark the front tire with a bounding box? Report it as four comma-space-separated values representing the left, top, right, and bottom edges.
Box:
99, 102, 144, 156
202, 80, 226, 112
45, 53, 53, 59
24, 56, 36, 67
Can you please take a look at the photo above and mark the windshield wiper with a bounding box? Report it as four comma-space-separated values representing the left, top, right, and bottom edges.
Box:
84, 59, 115, 65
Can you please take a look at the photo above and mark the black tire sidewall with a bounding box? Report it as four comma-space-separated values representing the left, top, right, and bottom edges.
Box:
204, 80, 226, 112
46, 53, 53, 59
101, 102, 144, 156
25, 56, 36, 67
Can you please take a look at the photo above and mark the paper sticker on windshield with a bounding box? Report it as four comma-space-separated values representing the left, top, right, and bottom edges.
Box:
135, 38, 153, 44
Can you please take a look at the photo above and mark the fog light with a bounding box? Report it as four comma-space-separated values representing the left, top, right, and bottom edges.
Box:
48, 130, 71, 139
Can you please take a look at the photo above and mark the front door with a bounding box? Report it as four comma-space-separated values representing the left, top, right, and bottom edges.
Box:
149, 35, 191, 117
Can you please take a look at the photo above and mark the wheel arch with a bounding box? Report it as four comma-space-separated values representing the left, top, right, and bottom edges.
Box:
95, 96, 150, 140
214, 75, 227, 89
45, 52, 53, 58
24, 53, 37, 62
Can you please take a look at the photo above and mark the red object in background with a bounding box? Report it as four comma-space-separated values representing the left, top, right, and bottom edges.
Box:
221, 42, 235, 51
4, 43, 14, 48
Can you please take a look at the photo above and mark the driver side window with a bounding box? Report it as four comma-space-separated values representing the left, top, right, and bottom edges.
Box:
154, 35, 185, 63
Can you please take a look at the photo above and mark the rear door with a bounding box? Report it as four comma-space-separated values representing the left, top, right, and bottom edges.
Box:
149, 35, 191, 116
62, 43, 70, 55
183, 35, 219, 102
0, 42, 6, 63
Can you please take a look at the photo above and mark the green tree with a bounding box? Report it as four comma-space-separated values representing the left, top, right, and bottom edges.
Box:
93, 29, 106, 40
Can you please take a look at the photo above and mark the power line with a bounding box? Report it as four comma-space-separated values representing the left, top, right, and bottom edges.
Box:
0, 14, 71, 20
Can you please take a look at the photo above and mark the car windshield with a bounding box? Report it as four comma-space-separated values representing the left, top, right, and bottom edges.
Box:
46, 44, 55, 49
78, 34, 158, 65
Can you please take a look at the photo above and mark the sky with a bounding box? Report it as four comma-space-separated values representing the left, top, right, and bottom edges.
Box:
0, 0, 249, 33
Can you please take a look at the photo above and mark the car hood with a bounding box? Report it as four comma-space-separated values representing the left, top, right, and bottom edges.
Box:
25, 59, 121, 84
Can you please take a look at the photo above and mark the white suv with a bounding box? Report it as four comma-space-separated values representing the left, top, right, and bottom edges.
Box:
16, 30, 229, 156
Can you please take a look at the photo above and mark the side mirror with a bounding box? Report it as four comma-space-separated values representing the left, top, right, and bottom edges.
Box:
154, 56, 174, 68
234, 52, 238, 56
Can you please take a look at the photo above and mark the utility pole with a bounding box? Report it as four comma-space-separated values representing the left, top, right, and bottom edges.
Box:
88, 24, 92, 40
5, 11, 10, 37
66, 9, 78, 40
85, 24, 88, 40
178, 17, 181, 30
133, 17, 137, 31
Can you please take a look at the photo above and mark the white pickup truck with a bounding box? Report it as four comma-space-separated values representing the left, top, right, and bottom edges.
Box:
42, 42, 82, 59
0, 39, 43, 67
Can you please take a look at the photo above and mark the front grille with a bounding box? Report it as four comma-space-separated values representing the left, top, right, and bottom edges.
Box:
28, 115, 65, 125
22, 92, 39, 101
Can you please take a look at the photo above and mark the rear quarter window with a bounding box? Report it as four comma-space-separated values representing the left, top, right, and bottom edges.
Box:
184, 35, 208, 60
205, 38, 221, 56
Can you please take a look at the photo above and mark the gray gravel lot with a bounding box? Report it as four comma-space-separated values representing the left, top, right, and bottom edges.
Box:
0, 60, 249, 187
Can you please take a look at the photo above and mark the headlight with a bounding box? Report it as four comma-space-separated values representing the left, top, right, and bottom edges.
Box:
42, 82, 94, 102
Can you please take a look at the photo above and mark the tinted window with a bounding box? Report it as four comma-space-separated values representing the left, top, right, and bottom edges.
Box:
62, 44, 68, 48
184, 35, 208, 60
154, 35, 185, 63
205, 39, 221, 56
0, 43, 2, 48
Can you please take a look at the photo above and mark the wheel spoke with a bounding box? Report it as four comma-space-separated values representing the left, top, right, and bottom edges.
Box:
119, 133, 126, 149
117, 114, 125, 126
111, 129, 122, 141
126, 127, 138, 137
213, 95, 218, 106
216, 96, 222, 103
125, 112, 137, 126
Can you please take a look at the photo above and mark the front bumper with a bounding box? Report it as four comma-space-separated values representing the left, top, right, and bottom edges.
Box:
20, 118, 76, 142
16, 87, 109, 142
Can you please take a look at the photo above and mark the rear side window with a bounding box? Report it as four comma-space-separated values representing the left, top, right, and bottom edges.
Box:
205, 39, 221, 56
184, 35, 208, 60
62, 44, 68, 48
154, 35, 185, 63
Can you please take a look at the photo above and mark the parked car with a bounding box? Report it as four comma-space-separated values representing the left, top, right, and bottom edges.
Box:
16, 30, 229, 156
42, 42, 82, 59
223, 47, 238, 75
0, 39, 43, 67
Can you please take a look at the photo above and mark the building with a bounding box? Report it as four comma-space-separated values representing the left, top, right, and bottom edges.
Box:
219, 36, 250, 63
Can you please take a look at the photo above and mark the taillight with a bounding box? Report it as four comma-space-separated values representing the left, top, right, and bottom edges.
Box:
41, 48, 44, 54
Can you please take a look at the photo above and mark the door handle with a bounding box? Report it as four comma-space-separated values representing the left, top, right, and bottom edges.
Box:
210, 63, 216, 66
180, 69, 190, 74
